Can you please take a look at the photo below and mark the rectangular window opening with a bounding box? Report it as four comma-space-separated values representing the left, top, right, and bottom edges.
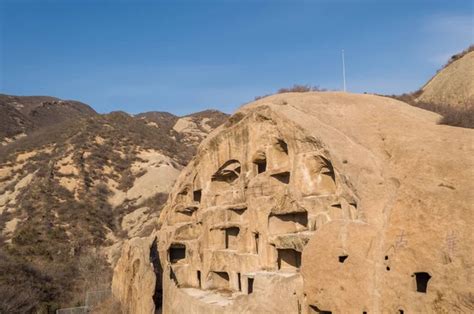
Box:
225, 227, 240, 250
248, 277, 254, 294
277, 249, 301, 270
193, 189, 202, 203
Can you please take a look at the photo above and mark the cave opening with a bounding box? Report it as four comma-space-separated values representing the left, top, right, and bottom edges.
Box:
253, 151, 267, 174
277, 249, 301, 270
414, 272, 431, 293
193, 189, 202, 203
168, 243, 186, 263
248, 277, 254, 294
271, 171, 290, 184
225, 227, 240, 250
211, 160, 241, 183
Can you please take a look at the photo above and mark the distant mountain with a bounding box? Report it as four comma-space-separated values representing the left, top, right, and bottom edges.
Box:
0, 94, 228, 312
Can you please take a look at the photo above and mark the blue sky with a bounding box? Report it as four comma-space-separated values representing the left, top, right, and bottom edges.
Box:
0, 0, 472, 115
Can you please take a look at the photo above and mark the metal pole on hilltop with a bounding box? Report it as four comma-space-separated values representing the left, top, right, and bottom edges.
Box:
342, 49, 347, 92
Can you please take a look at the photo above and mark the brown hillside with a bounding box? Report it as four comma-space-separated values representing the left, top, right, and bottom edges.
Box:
0, 94, 97, 144
416, 47, 474, 108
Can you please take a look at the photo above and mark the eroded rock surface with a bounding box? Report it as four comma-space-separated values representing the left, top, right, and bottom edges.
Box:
113, 92, 473, 313
112, 236, 158, 314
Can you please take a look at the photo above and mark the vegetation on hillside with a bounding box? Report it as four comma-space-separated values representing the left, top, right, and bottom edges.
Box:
0, 94, 97, 141
390, 91, 474, 129
386, 46, 474, 129
0, 106, 227, 312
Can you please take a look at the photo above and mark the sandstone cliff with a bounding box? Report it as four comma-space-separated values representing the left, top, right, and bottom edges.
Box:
113, 92, 473, 313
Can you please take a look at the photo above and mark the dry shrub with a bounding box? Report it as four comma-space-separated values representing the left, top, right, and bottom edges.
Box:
390, 92, 474, 129
255, 84, 327, 100
0, 249, 62, 313
277, 84, 326, 93
442, 45, 474, 70
439, 106, 474, 128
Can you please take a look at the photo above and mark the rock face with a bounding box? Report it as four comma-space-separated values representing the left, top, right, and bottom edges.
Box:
416, 49, 474, 108
113, 92, 473, 313
112, 236, 158, 314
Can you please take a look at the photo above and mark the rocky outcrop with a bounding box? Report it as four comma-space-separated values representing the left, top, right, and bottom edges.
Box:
113, 92, 473, 313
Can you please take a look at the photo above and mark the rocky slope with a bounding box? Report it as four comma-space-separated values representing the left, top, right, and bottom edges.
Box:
112, 92, 473, 314
0, 95, 227, 312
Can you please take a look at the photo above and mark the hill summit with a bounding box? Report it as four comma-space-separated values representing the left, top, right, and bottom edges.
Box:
416, 46, 474, 108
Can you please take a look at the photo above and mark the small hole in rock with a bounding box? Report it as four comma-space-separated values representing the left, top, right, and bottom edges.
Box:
384, 255, 389, 260
386, 266, 390, 271
339, 255, 348, 263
